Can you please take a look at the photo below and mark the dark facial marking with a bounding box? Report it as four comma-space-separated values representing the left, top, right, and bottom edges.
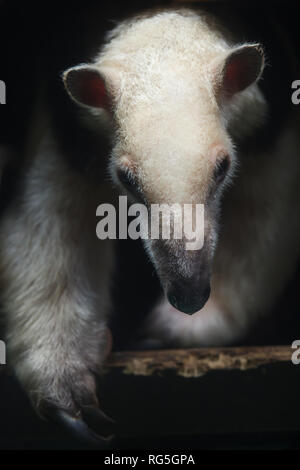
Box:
117, 169, 144, 202
213, 155, 230, 184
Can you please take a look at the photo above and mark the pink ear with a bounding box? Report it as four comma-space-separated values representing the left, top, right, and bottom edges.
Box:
221, 44, 264, 97
64, 67, 111, 110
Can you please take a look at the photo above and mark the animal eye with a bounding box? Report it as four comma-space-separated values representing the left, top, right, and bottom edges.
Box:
117, 169, 143, 200
117, 169, 134, 189
213, 156, 230, 184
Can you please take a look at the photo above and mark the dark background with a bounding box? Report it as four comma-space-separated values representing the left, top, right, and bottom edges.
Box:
1, 0, 300, 450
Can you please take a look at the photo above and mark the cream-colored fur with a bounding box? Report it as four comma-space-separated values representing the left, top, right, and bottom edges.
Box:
97, 10, 265, 205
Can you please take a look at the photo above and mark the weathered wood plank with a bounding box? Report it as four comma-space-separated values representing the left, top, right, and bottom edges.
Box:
105, 346, 292, 377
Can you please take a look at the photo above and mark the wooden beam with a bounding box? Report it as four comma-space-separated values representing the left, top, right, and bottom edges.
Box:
106, 345, 292, 377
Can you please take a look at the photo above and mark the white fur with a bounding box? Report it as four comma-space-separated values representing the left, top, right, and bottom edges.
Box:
96, 10, 266, 204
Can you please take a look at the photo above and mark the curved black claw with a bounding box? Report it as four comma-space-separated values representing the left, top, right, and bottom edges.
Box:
81, 405, 115, 438
41, 401, 115, 448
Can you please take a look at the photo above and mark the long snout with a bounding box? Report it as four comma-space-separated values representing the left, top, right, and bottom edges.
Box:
143, 202, 216, 314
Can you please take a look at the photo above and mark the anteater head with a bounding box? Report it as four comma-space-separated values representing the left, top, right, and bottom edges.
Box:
63, 11, 266, 314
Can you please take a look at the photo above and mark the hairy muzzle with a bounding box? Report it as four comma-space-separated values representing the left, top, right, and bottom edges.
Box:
148, 235, 213, 315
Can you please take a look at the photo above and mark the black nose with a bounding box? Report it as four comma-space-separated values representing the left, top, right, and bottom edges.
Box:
167, 282, 211, 314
